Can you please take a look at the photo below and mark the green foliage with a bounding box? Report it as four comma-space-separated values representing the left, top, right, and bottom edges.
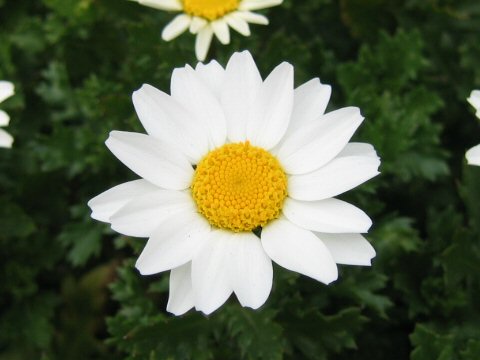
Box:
338, 30, 447, 183
219, 307, 285, 360
284, 307, 367, 359
58, 221, 104, 267
1, 0, 480, 359
107, 261, 216, 360
411, 322, 480, 360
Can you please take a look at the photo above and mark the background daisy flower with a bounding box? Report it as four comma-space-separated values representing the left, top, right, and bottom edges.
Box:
88, 51, 380, 315
466, 90, 480, 166
0, 81, 15, 149
130, 0, 283, 61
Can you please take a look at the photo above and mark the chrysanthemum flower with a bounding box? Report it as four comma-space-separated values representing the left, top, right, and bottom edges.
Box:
88, 51, 380, 315
0, 81, 15, 149
130, 0, 282, 61
466, 90, 480, 166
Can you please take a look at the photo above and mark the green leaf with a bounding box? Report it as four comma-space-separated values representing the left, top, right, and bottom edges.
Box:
0, 198, 36, 238
286, 308, 367, 359
410, 324, 455, 360
220, 306, 285, 360
58, 222, 103, 267
338, 30, 447, 184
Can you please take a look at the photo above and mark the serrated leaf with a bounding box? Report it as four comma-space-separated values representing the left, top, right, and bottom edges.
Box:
58, 222, 103, 267
410, 324, 455, 360
286, 308, 367, 360
220, 306, 285, 360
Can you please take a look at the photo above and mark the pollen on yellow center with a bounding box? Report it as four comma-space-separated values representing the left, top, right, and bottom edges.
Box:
191, 142, 288, 232
182, 0, 240, 21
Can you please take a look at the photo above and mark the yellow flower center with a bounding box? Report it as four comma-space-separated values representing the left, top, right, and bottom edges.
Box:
182, 0, 240, 21
191, 142, 288, 232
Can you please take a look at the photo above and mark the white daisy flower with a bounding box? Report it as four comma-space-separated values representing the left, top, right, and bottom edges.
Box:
88, 51, 380, 316
0, 81, 15, 149
466, 90, 480, 166
130, 0, 283, 61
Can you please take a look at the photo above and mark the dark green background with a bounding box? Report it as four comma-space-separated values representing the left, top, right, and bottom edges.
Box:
1, 0, 480, 358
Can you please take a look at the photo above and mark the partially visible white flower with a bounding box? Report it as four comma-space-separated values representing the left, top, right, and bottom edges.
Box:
466, 90, 480, 166
466, 145, 480, 166
468, 90, 480, 118
88, 51, 380, 316
130, 0, 282, 61
0, 81, 15, 149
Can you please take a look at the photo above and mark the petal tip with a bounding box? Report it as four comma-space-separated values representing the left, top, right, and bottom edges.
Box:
166, 305, 191, 316
322, 272, 339, 285
135, 262, 152, 276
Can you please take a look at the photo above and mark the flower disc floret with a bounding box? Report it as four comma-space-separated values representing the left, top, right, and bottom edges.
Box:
183, 0, 239, 20
191, 142, 287, 232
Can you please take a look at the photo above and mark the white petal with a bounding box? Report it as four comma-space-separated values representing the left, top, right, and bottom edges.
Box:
110, 189, 195, 237
167, 263, 195, 316
132, 84, 209, 164
282, 198, 372, 233
192, 231, 233, 315
162, 14, 191, 41
195, 26, 214, 62
229, 232, 272, 309
189, 17, 208, 34
136, 210, 210, 275
105, 131, 193, 190
171, 65, 227, 148
288, 78, 331, 133
195, 60, 225, 98
468, 90, 480, 118
277, 107, 364, 175
261, 219, 338, 284
0, 128, 13, 148
0, 81, 14, 103
225, 13, 251, 36
246, 62, 294, 149
316, 233, 376, 266
466, 144, 480, 166
338, 142, 377, 157
221, 51, 262, 142
211, 19, 230, 45
239, 0, 283, 11
88, 179, 158, 223
236, 11, 269, 25
132, 0, 182, 11
0, 110, 10, 126
288, 147, 380, 201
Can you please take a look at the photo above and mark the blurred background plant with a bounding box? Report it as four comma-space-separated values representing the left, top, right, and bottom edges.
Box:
1, 0, 480, 359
